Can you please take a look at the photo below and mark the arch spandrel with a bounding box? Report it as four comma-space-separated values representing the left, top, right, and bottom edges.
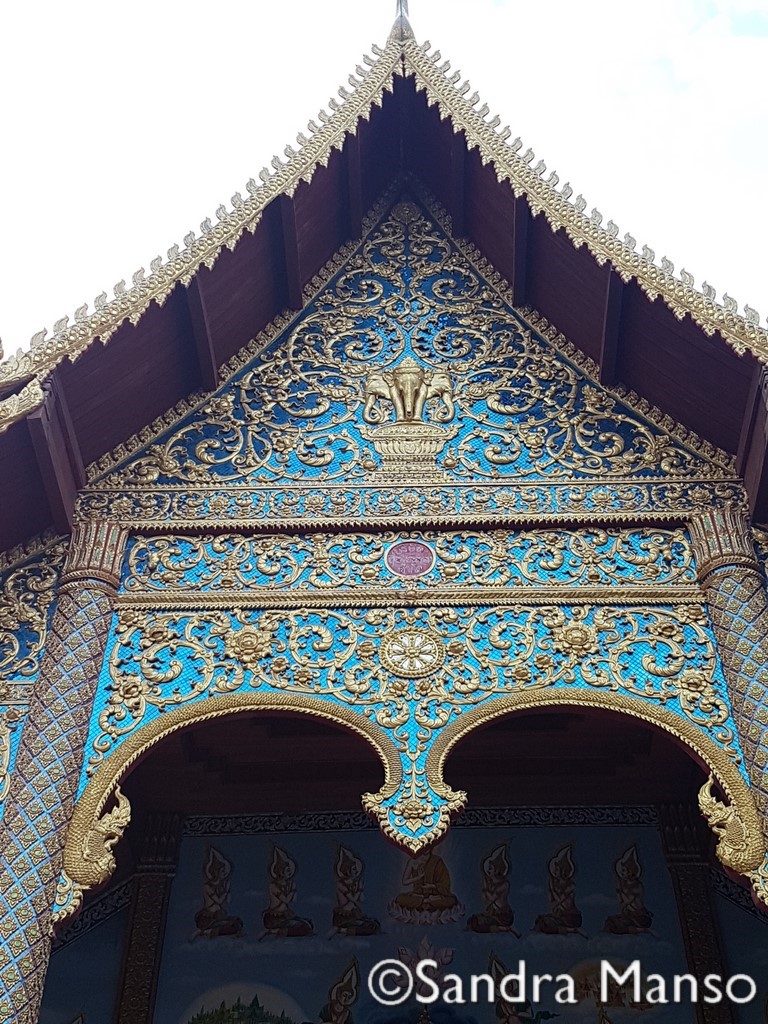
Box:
59, 586, 765, 909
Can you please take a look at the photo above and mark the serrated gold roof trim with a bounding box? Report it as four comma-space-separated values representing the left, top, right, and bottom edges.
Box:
401, 40, 768, 361
0, 40, 402, 406
2, 27, 766, 441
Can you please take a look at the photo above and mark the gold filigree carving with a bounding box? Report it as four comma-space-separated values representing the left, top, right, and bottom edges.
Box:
689, 506, 761, 581
0, 708, 22, 801
0, 538, 68, 689
49, 870, 84, 933
61, 521, 130, 593
698, 775, 763, 874
95, 605, 735, 767
747, 857, 768, 911
0, 530, 66, 576
361, 420, 459, 479
116, 585, 704, 612
79, 600, 756, 861
228, 624, 277, 671
121, 527, 697, 598
515, 306, 736, 475
0, 378, 45, 434
753, 524, 768, 562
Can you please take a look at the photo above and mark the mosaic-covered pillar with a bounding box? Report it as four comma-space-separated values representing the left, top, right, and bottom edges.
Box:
689, 505, 768, 832
0, 521, 128, 1024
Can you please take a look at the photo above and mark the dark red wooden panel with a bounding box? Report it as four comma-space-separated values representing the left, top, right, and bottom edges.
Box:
200, 209, 285, 366
358, 88, 400, 212
526, 213, 606, 363
60, 286, 199, 465
618, 282, 751, 455
464, 148, 516, 287
406, 84, 453, 211
0, 421, 51, 550
295, 149, 346, 285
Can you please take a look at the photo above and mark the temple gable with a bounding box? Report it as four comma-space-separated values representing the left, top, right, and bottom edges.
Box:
81, 196, 736, 529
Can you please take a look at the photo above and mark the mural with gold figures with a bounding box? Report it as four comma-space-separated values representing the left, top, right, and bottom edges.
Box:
152, 814, 692, 1024
41, 811, 768, 1023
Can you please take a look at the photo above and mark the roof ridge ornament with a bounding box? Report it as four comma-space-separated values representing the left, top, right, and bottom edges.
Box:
389, 0, 415, 43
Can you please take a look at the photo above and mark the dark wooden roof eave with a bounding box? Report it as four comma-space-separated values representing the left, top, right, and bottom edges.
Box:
1, 73, 765, 555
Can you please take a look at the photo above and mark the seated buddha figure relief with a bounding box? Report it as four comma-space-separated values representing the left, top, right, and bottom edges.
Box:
390, 847, 463, 925
193, 845, 244, 939
468, 842, 519, 935
332, 845, 380, 936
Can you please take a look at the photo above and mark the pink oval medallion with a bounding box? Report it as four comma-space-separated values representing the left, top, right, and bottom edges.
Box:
385, 540, 435, 578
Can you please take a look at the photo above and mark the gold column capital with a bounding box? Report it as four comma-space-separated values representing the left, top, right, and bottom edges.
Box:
689, 505, 760, 583
61, 520, 129, 593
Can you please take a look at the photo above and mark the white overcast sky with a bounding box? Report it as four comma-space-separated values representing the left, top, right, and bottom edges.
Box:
1, 0, 766, 356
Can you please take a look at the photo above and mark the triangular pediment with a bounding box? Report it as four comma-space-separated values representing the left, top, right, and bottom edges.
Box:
81, 195, 738, 528
2, 24, 766, 553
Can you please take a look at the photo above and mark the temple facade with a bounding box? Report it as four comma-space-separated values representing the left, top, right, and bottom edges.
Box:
3, 5, 768, 1023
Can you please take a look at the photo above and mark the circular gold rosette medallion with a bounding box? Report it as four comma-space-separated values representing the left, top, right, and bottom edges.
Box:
380, 629, 446, 678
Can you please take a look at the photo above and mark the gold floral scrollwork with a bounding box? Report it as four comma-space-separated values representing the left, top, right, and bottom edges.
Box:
0, 539, 66, 687
76, 785, 132, 889
49, 870, 84, 934
228, 622, 277, 671
698, 775, 763, 874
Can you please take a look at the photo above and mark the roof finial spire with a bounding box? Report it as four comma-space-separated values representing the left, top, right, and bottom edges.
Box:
389, 0, 415, 42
